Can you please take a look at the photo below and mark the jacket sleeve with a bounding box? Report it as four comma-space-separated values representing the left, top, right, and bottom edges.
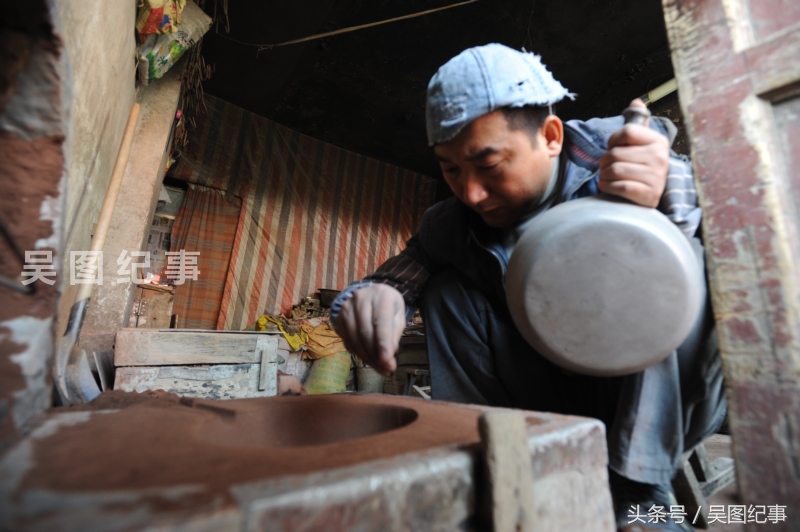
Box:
658, 153, 702, 238
565, 115, 702, 238
645, 116, 702, 238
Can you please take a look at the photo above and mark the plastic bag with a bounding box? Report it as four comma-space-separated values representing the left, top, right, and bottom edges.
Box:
136, 1, 211, 86
304, 351, 352, 395
300, 322, 346, 360
136, 0, 188, 35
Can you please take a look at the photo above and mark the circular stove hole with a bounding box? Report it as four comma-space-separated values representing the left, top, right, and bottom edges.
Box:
202, 397, 419, 448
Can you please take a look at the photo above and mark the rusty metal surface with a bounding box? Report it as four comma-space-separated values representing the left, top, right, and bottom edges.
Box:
662, 0, 800, 525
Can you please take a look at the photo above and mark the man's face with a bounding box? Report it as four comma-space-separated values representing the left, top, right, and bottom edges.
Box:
434, 110, 562, 228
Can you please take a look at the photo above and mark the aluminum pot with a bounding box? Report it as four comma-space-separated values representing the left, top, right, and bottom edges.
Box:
505, 194, 703, 376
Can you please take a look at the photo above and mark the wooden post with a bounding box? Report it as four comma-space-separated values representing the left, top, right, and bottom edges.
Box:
662, 0, 800, 524
479, 410, 537, 532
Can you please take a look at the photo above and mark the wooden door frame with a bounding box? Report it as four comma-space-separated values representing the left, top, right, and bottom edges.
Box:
662, 0, 800, 525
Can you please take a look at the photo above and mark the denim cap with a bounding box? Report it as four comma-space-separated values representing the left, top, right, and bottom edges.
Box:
426, 43, 574, 146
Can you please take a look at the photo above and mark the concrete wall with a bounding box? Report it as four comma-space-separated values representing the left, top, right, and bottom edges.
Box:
53, 0, 138, 339
81, 65, 182, 369
0, 0, 137, 448
0, 0, 68, 448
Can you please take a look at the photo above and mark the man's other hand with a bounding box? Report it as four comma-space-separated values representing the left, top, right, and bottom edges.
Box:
333, 284, 406, 376
598, 99, 669, 208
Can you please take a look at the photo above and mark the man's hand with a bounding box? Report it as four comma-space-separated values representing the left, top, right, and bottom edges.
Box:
332, 284, 406, 376
598, 99, 669, 208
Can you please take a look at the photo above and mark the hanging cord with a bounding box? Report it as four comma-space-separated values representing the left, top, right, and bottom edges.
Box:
174, 0, 221, 149
216, 0, 480, 53
211, 0, 230, 33
522, 0, 536, 51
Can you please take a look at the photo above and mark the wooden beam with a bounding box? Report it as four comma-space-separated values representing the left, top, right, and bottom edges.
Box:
478, 410, 537, 532
662, 0, 800, 517
114, 328, 274, 366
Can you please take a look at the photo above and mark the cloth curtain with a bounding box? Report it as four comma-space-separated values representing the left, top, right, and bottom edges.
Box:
173, 95, 437, 330
170, 184, 242, 329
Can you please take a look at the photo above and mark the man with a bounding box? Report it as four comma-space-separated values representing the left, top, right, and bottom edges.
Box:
331, 44, 726, 532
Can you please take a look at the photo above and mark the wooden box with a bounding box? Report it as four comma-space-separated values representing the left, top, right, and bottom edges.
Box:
113, 328, 279, 400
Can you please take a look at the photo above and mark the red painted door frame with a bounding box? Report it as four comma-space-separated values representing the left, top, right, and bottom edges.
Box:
662, 0, 800, 525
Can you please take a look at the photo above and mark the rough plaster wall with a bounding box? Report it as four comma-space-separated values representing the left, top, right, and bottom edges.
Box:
53, 0, 137, 339
0, 1, 67, 448
81, 66, 182, 351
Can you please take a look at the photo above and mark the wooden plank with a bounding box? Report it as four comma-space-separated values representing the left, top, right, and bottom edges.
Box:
743, 30, 800, 97
410, 385, 431, 400
663, 0, 800, 517
700, 458, 736, 499
139, 283, 174, 294
399, 335, 426, 345
114, 328, 266, 366
257, 336, 278, 394
672, 451, 709, 528
397, 352, 428, 366
129, 287, 143, 327
134, 285, 174, 329
397, 336, 428, 366
158, 329, 283, 334
478, 410, 537, 532
114, 363, 275, 400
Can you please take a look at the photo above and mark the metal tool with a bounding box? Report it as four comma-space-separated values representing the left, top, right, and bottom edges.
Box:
505, 104, 703, 376
622, 104, 651, 125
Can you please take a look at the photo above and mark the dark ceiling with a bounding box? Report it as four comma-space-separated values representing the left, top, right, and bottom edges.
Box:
198, 0, 676, 197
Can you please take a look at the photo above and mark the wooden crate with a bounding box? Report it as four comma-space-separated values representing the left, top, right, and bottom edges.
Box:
383, 335, 429, 395
114, 329, 279, 400
396, 335, 428, 366
129, 284, 174, 329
